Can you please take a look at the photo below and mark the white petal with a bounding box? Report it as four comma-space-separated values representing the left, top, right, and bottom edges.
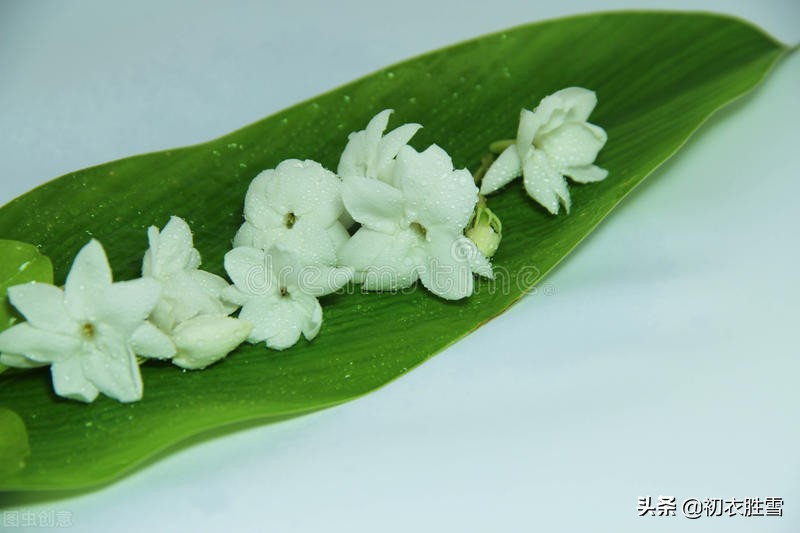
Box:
522, 151, 569, 215
162, 271, 226, 322
418, 228, 475, 300
278, 220, 338, 267
337, 130, 368, 178
375, 123, 422, 181
149, 298, 176, 333
190, 269, 237, 314
220, 285, 252, 307
294, 264, 354, 297
64, 240, 113, 319
339, 228, 423, 291
549, 87, 598, 123
456, 235, 494, 279
243, 169, 284, 230
342, 175, 405, 233
94, 278, 162, 337
146, 216, 196, 278
171, 315, 252, 369
516, 108, 542, 158
267, 159, 343, 227
224, 247, 277, 298
327, 222, 350, 256
0, 352, 47, 368
240, 296, 303, 350
480, 145, 523, 195
51, 357, 99, 403
7, 283, 74, 335
293, 293, 323, 341
396, 145, 478, 231
0, 323, 79, 363
566, 164, 609, 183
539, 123, 607, 168
130, 321, 176, 359
364, 109, 393, 176
82, 338, 143, 403
233, 221, 278, 250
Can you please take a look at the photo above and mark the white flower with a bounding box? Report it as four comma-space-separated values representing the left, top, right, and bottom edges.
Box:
222, 246, 353, 351
480, 87, 608, 214
340, 144, 493, 300
143, 216, 251, 369
143, 216, 236, 330
234, 159, 350, 262
0, 240, 174, 403
338, 109, 421, 186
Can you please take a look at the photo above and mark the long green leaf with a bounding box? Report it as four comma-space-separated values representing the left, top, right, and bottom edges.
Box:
0, 12, 788, 492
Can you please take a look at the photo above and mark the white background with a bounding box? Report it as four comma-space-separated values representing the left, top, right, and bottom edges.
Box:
1, 1, 799, 532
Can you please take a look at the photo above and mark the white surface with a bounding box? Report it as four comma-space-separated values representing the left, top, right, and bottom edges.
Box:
1, 1, 799, 532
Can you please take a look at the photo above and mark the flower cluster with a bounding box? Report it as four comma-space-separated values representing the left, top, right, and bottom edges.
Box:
0, 91, 606, 403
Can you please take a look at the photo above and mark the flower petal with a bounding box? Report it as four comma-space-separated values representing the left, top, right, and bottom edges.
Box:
220, 285, 251, 307
539, 122, 607, 168
293, 293, 323, 341
171, 315, 252, 369
522, 151, 570, 215
516, 108, 542, 159
93, 278, 161, 337
279, 219, 338, 266
342, 175, 405, 233
0, 323, 79, 363
51, 357, 99, 403
64, 240, 113, 319
328, 222, 350, 255
339, 228, 423, 291
243, 169, 284, 230
295, 264, 354, 297
240, 296, 303, 350
566, 164, 609, 183
233, 221, 279, 250
480, 144, 523, 195
419, 228, 475, 300
363, 109, 393, 176
337, 130, 367, 178
454, 235, 494, 279
375, 122, 422, 183
7, 282, 74, 335
82, 338, 143, 403
161, 271, 227, 323
267, 159, 343, 227
130, 321, 176, 359
0, 352, 47, 368
190, 270, 237, 314
224, 246, 277, 298
396, 145, 478, 231
549, 86, 598, 124
145, 216, 197, 278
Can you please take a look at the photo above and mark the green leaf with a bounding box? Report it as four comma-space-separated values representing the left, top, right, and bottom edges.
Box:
0, 408, 31, 479
0, 240, 54, 333
0, 12, 788, 492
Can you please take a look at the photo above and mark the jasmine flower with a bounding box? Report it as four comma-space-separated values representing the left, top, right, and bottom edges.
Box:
142, 216, 251, 369
233, 159, 350, 262
222, 245, 353, 351
480, 87, 608, 214
0, 240, 174, 403
340, 144, 492, 300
